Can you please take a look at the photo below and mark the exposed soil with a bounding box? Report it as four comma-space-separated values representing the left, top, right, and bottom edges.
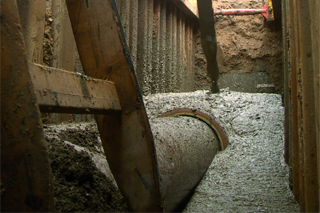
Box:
44, 123, 128, 212
194, 0, 283, 93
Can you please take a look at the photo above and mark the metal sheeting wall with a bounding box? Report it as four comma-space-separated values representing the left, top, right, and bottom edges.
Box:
115, 0, 195, 95
283, 0, 320, 211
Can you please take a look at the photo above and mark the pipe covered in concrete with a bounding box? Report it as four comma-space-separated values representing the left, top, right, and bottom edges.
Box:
150, 116, 220, 212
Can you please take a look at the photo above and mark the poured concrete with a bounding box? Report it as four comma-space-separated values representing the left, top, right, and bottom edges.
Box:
151, 117, 219, 212
144, 89, 300, 212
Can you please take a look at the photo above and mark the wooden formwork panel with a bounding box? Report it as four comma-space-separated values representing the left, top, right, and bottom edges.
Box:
283, 0, 320, 211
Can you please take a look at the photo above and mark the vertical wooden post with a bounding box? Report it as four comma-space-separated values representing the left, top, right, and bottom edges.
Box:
51, 0, 77, 123
284, 0, 319, 210
120, 0, 130, 45
308, 0, 320, 205
296, 0, 318, 210
17, 0, 46, 63
1, 0, 54, 211
129, 0, 139, 70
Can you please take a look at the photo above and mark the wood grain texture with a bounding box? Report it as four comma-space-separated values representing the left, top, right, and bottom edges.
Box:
170, 0, 198, 19
1, 0, 54, 211
283, 0, 320, 210
17, 0, 46, 63
65, 0, 163, 211
29, 63, 121, 114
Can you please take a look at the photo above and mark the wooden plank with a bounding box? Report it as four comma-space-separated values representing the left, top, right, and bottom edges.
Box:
120, 0, 130, 44
308, 1, 320, 205
65, 0, 163, 211
29, 63, 121, 114
169, 0, 198, 19
17, 0, 46, 63
1, 0, 54, 211
51, 0, 77, 123
51, 0, 76, 70
296, 0, 319, 211
129, 0, 138, 70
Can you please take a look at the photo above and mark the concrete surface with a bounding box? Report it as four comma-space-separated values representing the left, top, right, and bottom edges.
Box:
144, 89, 300, 212
151, 117, 219, 211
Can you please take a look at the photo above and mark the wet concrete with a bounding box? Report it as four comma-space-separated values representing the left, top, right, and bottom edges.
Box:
151, 117, 219, 211
144, 89, 300, 212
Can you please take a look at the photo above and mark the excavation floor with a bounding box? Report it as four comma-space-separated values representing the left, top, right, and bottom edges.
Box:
44, 90, 299, 212
144, 89, 300, 212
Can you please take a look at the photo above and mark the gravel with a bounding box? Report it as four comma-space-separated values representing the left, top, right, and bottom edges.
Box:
144, 89, 300, 212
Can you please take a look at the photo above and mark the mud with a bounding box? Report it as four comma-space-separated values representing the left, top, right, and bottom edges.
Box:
194, 0, 283, 93
44, 123, 128, 212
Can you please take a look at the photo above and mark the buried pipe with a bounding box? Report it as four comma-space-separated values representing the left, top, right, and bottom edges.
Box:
150, 109, 228, 212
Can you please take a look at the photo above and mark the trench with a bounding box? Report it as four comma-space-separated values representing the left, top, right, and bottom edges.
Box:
40, 0, 298, 212
44, 89, 299, 212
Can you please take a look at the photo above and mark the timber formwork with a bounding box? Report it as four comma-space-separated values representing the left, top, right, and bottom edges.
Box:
2, 0, 169, 211
43, 0, 197, 123
1, 0, 201, 212
283, 0, 320, 211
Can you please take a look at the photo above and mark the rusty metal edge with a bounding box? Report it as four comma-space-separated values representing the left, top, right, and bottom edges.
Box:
159, 108, 229, 151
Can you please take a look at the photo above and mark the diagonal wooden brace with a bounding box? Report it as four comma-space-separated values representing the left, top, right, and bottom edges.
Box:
65, 0, 163, 211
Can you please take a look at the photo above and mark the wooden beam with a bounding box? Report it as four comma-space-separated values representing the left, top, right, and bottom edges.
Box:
65, 0, 163, 211
170, 0, 198, 19
17, 0, 46, 63
29, 63, 121, 114
1, 1, 54, 211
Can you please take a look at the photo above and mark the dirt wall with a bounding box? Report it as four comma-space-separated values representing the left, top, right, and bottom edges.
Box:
194, 0, 283, 93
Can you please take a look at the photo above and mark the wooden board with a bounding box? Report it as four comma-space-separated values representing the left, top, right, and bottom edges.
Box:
65, 0, 163, 211
29, 63, 121, 114
170, 0, 198, 19
1, 0, 54, 211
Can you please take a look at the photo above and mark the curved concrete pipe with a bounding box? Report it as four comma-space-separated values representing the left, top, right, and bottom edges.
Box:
150, 116, 220, 212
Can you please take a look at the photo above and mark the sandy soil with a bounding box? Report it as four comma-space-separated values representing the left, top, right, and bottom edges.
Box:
194, 0, 283, 93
